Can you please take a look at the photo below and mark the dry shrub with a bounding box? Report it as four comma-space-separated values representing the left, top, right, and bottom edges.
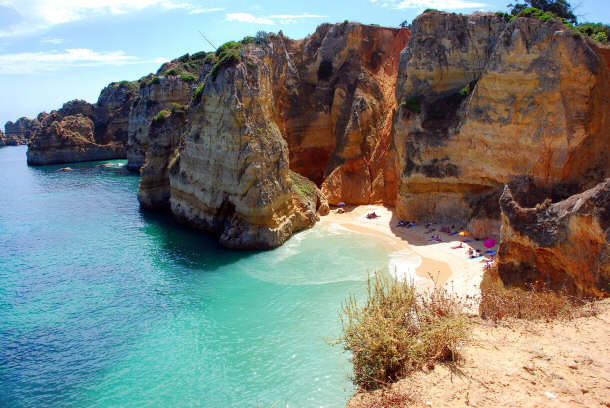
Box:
479, 273, 596, 323
330, 272, 469, 390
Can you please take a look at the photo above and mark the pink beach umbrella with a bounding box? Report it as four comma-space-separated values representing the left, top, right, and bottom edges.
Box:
484, 238, 496, 249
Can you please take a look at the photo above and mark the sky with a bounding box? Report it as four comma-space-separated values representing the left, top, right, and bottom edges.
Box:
1, 0, 609, 127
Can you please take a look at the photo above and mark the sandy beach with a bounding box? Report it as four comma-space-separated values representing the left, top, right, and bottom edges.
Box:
318, 205, 500, 300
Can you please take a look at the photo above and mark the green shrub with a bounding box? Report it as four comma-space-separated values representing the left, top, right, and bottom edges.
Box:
170, 103, 186, 115
191, 51, 207, 60
215, 41, 240, 56
203, 53, 218, 65
575, 22, 610, 44
148, 76, 161, 86
329, 273, 469, 390
152, 109, 171, 124
240, 36, 255, 45
515, 7, 573, 26
496, 11, 514, 22
210, 48, 240, 81
180, 73, 197, 82
317, 59, 333, 80
163, 68, 182, 77
401, 96, 421, 114
288, 170, 315, 200
423, 8, 438, 13
192, 84, 205, 104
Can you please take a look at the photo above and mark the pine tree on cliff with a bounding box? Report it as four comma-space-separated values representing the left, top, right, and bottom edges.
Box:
508, 0, 577, 24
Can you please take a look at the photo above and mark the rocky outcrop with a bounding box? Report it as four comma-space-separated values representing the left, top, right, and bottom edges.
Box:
268, 23, 408, 205
394, 12, 610, 237
169, 50, 326, 249
138, 107, 187, 209
4, 117, 40, 146
26, 111, 125, 165
26, 84, 137, 165
159, 24, 407, 248
126, 76, 194, 171
94, 81, 139, 145
498, 180, 610, 297
0, 129, 6, 146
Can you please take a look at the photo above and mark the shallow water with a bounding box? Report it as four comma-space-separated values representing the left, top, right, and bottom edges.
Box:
0, 146, 395, 408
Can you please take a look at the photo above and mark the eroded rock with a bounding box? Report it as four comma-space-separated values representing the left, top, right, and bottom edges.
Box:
498, 180, 610, 297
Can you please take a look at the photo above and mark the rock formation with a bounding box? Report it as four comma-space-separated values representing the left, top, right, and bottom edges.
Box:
26, 110, 125, 165
268, 23, 409, 205
126, 76, 195, 172
0, 129, 6, 146
393, 12, 610, 237
158, 24, 406, 248
3, 117, 40, 146
138, 106, 187, 209
168, 50, 324, 249
498, 180, 610, 297
126, 53, 206, 172
26, 82, 138, 165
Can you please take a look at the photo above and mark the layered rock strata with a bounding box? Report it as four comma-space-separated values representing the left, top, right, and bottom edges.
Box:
126, 76, 194, 171
498, 180, 610, 297
268, 23, 409, 205
138, 107, 187, 209
394, 12, 610, 237
26, 111, 125, 165
169, 51, 328, 249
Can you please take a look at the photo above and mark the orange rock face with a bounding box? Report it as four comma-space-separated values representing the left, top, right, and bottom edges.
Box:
268, 23, 409, 205
498, 181, 610, 298
394, 13, 610, 238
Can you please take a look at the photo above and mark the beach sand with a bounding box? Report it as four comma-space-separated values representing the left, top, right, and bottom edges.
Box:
318, 205, 499, 300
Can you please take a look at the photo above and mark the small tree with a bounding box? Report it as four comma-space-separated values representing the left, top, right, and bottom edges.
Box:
508, 0, 577, 24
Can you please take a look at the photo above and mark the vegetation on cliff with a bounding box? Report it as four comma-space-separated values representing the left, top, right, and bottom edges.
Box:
329, 273, 469, 390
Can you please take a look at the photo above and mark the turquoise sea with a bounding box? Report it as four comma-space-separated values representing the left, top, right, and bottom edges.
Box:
0, 146, 395, 408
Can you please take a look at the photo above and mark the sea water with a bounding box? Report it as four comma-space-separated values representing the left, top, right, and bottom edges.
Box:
0, 146, 395, 408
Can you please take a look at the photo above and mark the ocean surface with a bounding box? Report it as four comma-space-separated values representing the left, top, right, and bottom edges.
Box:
0, 145, 396, 408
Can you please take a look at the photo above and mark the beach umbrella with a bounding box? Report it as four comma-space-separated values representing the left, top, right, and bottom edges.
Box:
484, 238, 496, 248
337, 202, 346, 207
458, 231, 471, 236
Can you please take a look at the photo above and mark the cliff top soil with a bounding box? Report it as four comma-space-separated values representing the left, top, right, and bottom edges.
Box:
347, 298, 610, 407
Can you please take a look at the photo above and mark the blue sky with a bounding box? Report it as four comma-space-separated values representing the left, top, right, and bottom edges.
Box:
1, 0, 609, 127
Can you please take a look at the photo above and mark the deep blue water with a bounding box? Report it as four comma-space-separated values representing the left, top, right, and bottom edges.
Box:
0, 145, 393, 407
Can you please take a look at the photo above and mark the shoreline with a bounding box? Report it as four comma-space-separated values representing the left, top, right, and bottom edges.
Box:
317, 205, 499, 299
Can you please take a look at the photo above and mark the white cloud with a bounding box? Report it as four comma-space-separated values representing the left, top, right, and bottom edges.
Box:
226, 13, 274, 25
0, 48, 160, 74
189, 7, 225, 15
370, 0, 488, 10
225, 12, 326, 25
40, 37, 64, 45
0, 0, 222, 37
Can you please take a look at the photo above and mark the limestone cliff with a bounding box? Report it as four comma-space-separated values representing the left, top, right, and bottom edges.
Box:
94, 81, 139, 145
126, 53, 206, 172
169, 48, 326, 249
394, 12, 610, 237
138, 106, 187, 209
26, 83, 137, 165
26, 111, 124, 165
268, 23, 408, 205
3, 117, 40, 146
498, 180, 610, 297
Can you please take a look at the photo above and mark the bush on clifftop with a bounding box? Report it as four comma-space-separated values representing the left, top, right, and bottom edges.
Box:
329, 273, 469, 390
